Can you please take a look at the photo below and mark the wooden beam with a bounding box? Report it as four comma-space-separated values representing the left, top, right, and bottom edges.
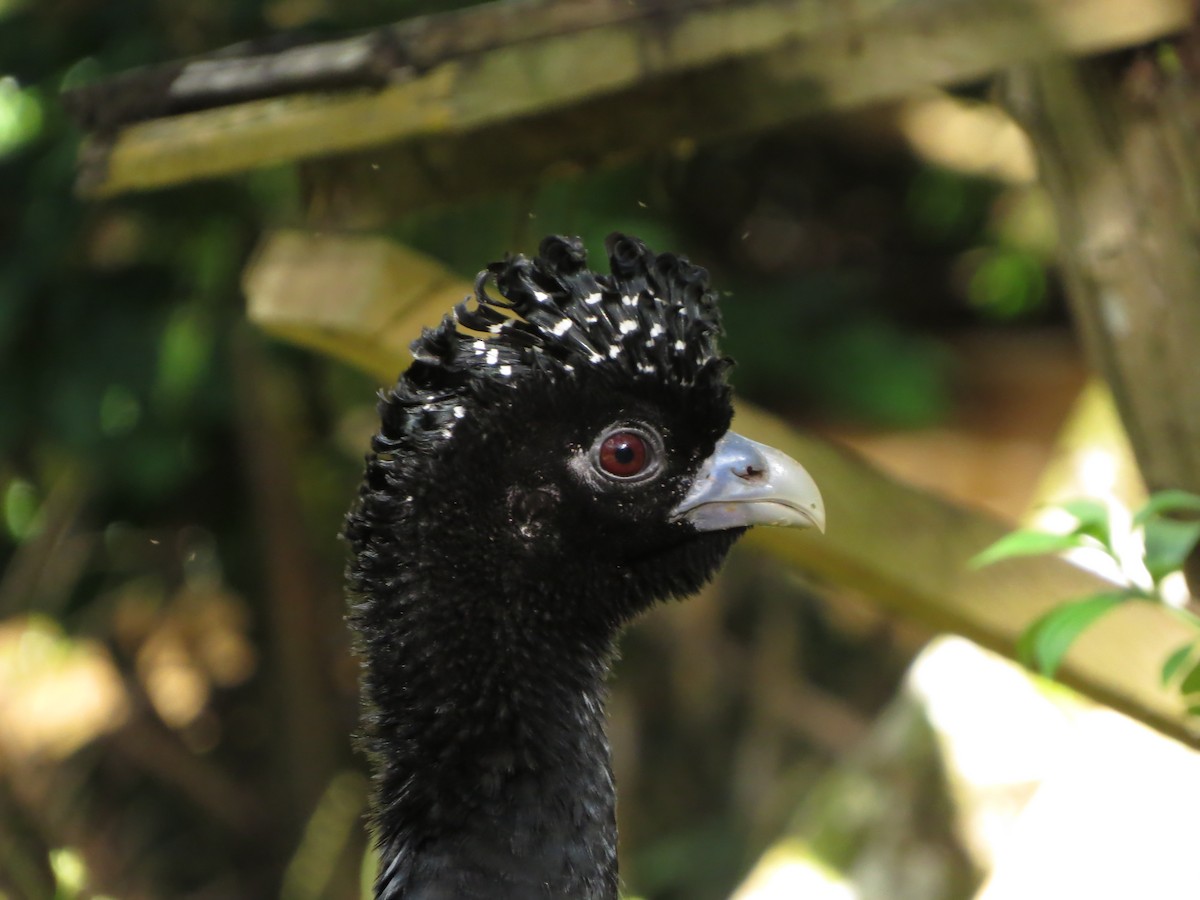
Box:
242, 230, 1198, 746
77, 0, 1190, 198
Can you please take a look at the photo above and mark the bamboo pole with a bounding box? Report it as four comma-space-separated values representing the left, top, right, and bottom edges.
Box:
74, 0, 1189, 197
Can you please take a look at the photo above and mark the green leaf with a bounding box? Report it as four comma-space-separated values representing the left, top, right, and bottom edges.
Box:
1057, 498, 1112, 550
970, 529, 1089, 569
1015, 619, 1040, 670
1186, 705, 1200, 719
1161, 642, 1196, 687
1181, 659, 1200, 697
1018, 593, 1125, 677
1142, 518, 1200, 584
1133, 489, 1200, 526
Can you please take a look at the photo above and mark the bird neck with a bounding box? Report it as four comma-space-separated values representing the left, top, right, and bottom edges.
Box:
363, 576, 622, 900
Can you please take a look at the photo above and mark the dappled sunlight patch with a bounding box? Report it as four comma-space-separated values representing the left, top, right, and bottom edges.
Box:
125, 581, 257, 730
900, 92, 1036, 185
138, 629, 210, 729
731, 838, 859, 900
0, 615, 130, 762
908, 635, 1200, 895
976, 709, 1200, 899
907, 637, 1073, 871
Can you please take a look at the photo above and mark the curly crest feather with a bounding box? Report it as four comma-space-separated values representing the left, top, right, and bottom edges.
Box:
374, 233, 730, 454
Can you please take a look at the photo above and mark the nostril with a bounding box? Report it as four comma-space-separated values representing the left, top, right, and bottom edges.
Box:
734, 464, 764, 481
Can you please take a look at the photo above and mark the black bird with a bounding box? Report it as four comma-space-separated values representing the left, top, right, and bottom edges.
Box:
345, 233, 825, 899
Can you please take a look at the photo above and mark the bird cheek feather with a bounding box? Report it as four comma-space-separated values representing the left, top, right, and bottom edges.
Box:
505, 485, 561, 546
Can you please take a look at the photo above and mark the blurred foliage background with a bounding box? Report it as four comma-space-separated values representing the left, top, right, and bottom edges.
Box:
0, 1, 1081, 899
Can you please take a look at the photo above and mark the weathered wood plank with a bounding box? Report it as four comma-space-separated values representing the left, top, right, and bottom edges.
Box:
242, 230, 1198, 746
78, 0, 1189, 197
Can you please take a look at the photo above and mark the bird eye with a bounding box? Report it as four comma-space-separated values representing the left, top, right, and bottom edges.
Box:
596, 430, 653, 480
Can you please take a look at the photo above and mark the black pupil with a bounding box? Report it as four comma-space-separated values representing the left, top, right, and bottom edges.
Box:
613, 442, 636, 464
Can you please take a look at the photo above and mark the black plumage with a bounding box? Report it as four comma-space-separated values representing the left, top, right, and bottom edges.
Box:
345, 233, 823, 899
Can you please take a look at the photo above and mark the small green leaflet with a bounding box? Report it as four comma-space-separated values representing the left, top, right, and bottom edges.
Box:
1181, 658, 1200, 697
1142, 518, 1200, 584
1056, 498, 1113, 552
1132, 489, 1200, 526
970, 529, 1090, 569
973, 492, 1200, 707
1161, 642, 1196, 687
1017, 592, 1126, 677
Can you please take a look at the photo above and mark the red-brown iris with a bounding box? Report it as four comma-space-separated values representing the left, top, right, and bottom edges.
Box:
597, 430, 651, 479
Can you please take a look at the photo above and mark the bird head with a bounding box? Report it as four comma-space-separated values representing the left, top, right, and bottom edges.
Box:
349, 233, 823, 632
